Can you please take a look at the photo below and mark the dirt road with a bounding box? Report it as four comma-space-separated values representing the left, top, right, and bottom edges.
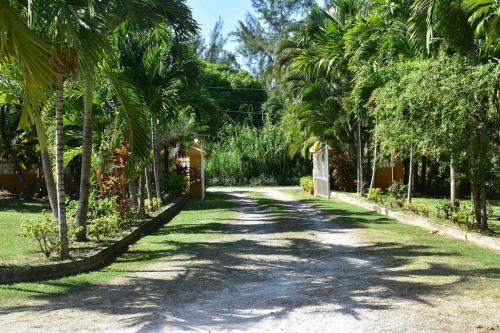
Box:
0, 188, 498, 332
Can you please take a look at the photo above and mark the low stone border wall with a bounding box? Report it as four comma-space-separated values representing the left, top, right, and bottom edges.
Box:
330, 191, 500, 252
0, 196, 188, 285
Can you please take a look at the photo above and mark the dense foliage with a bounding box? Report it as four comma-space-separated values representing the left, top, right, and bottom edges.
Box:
206, 121, 309, 186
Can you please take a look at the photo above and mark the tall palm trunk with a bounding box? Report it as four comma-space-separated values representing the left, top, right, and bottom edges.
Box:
76, 76, 93, 241
145, 167, 152, 201
369, 140, 378, 190
138, 171, 145, 217
406, 146, 414, 204
34, 113, 58, 218
356, 119, 364, 195
55, 72, 69, 259
151, 113, 161, 201
450, 159, 456, 208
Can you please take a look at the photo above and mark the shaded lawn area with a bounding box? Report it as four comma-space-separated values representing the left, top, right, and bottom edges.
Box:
281, 189, 500, 300
0, 198, 116, 265
0, 198, 51, 265
0, 193, 237, 306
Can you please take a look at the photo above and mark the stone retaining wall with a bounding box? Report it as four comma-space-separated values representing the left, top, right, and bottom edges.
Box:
0, 196, 188, 285
330, 191, 500, 252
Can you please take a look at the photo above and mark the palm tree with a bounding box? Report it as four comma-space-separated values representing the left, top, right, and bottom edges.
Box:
116, 9, 197, 201
30, 0, 107, 258
279, 1, 368, 194
463, 0, 500, 53
0, 0, 59, 216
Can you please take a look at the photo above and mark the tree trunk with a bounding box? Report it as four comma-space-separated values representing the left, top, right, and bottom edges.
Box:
34, 113, 58, 218
450, 159, 456, 208
13, 157, 31, 200
129, 180, 138, 207
76, 76, 93, 241
138, 171, 145, 217
356, 119, 363, 195
478, 132, 488, 230
151, 113, 162, 201
407, 147, 414, 204
390, 153, 394, 184
164, 144, 169, 177
369, 140, 378, 190
420, 156, 427, 193
145, 167, 152, 201
55, 72, 69, 259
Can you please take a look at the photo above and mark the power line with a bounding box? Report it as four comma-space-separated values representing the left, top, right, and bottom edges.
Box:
212, 98, 265, 104
206, 86, 269, 91
222, 109, 284, 115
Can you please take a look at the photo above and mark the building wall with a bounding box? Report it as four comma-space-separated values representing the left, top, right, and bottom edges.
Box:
374, 160, 405, 189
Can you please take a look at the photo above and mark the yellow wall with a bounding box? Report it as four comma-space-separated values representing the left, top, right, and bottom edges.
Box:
374, 160, 404, 188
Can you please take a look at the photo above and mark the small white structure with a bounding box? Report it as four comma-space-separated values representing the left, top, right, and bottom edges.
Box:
311, 144, 330, 198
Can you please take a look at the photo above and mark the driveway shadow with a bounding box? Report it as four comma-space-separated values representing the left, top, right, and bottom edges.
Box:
0, 190, 498, 332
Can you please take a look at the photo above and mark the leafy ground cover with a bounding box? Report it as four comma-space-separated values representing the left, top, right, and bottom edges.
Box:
0, 193, 236, 306
282, 189, 500, 301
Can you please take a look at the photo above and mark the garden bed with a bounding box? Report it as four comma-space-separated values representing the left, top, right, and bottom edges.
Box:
0, 196, 188, 284
330, 191, 500, 252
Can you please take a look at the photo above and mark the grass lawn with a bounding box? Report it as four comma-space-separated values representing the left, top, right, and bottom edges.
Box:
282, 189, 500, 300
0, 198, 51, 265
340, 192, 500, 234
408, 197, 500, 234
0, 198, 116, 265
0, 192, 237, 307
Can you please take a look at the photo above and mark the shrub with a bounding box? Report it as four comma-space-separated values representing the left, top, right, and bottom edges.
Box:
330, 151, 356, 191
386, 181, 407, 208
451, 206, 473, 226
367, 188, 382, 203
300, 176, 314, 194
88, 215, 120, 241
387, 181, 407, 200
66, 200, 79, 222
20, 212, 60, 257
89, 196, 117, 220
164, 173, 188, 196
419, 204, 430, 218
441, 200, 460, 220
145, 198, 161, 213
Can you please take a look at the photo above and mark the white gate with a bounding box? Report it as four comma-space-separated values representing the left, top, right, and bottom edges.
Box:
313, 145, 330, 198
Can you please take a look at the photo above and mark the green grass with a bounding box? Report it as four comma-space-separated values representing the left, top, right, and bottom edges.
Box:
407, 197, 500, 233
345, 192, 500, 234
281, 189, 500, 299
0, 199, 51, 264
0, 193, 237, 306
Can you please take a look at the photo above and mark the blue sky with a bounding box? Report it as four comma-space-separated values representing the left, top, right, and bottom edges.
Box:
186, 0, 253, 53
186, 0, 326, 54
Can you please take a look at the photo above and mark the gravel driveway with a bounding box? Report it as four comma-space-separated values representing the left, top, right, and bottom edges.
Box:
0, 188, 498, 332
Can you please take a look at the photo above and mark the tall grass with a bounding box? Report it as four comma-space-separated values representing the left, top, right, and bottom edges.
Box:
206, 122, 309, 186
